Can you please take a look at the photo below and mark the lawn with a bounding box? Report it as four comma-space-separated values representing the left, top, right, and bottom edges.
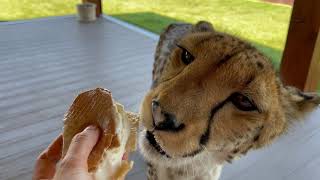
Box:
0, 0, 292, 67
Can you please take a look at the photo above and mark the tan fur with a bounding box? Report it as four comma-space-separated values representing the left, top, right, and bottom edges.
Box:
139, 21, 320, 180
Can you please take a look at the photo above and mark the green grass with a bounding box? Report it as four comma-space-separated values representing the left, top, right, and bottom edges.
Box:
0, 0, 78, 20
0, 0, 292, 66
103, 0, 292, 67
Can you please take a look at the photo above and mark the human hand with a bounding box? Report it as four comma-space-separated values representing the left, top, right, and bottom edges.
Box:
33, 125, 100, 180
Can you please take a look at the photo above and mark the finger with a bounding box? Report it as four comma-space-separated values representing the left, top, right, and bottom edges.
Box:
46, 134, 63, 162
64, 125, 100, 168
33, 134, 63, 180
38, 134, 63, 162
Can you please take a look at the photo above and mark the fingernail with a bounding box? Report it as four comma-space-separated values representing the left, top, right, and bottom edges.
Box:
122, 152, 128, 160
84, 125, 98, 132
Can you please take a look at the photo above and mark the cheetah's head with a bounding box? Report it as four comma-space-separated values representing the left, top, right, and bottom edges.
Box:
139, 21, 320, 167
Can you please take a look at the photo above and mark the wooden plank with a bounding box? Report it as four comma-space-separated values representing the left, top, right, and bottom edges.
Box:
305, 29, 320, 91
284, 155, 320, 180
280, 0, 320, 91
0, 16, 154, 180
0, 54, 150, 99
221, 109, 320, 180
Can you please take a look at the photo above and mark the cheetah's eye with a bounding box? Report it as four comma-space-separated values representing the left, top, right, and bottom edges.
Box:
230, 93, 257, 111
177, 45, 194, 65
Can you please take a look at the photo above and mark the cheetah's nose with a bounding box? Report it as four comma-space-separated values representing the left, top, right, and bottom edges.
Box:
151, 100, 185, 132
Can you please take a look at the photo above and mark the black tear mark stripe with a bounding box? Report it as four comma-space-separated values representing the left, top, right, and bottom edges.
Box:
199, 90, 262, 147
245, 75, 255, 85
200, 98, 230, 146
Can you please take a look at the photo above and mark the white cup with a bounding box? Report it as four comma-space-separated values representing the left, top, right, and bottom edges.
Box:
76, 2, 97, 23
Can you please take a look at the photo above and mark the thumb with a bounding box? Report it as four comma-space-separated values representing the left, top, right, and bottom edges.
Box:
63, 125, 100, 169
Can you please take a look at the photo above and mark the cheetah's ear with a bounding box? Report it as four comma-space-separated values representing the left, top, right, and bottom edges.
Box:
280, 85, 320, 121
193, 21, 215, 33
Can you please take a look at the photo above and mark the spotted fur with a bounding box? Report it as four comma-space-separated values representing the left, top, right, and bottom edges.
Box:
140, 21, 320, 180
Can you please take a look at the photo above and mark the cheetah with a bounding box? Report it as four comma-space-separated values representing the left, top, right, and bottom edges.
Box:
139, 21, 320, 180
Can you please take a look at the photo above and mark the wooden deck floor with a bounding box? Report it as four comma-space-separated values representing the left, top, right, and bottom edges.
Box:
0, 16, 319, 180
0, 16, 155, 179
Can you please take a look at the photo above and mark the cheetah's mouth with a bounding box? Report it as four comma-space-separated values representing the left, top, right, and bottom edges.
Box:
146, 131, 170, 158
146, 130, 205, 158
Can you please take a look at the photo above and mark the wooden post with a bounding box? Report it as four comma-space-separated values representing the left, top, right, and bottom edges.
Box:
280, 0, 320, 91
83, 0, 102, 17
305, 30, 320, 91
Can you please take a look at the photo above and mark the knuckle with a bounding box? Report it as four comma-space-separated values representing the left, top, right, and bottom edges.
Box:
59, 156, 79, 169
72, 132, 89, 143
